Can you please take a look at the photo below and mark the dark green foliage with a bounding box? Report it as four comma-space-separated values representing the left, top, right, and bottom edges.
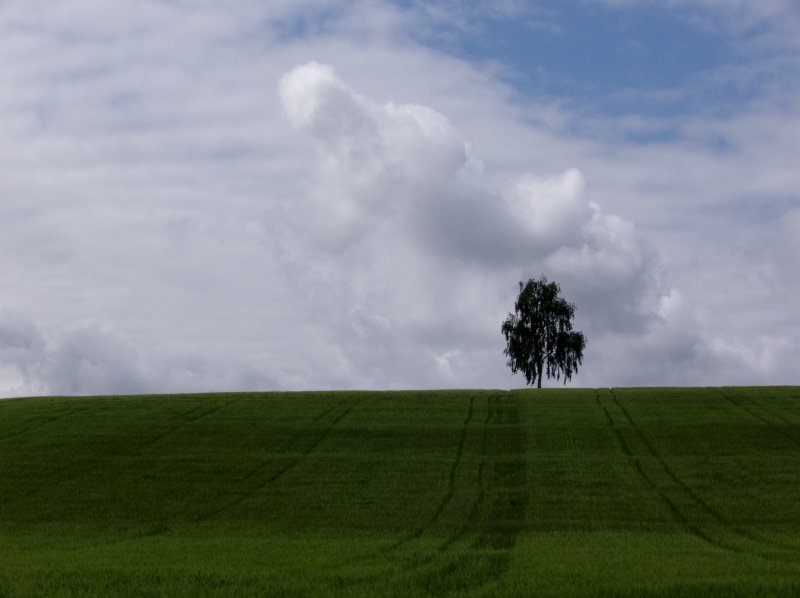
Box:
501, 276, 586, 387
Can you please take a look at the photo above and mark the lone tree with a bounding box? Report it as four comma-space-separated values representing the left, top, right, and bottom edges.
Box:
501, 276, 586, 388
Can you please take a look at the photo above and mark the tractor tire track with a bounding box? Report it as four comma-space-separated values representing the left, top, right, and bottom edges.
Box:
595, 390, 732, 553
472, 393, 527, 552
196, 397, 361, 521
236, 399, 344, 485
388, 394, 476, 551
607, 389, 798, 562
329, 393, 488, 587
610, 390, 725, 521
732, 389, 800, 426
711, 388, 800, 552
260, 398, 359, 486
307, 391, 524, 594
438, 396, 494, 551
713, 388, 800, 450
132, 398, 241, 453
393, 392, 527, 595
4, 399, 234, 507
56, 398, 240, 489
0, 403, 94, 443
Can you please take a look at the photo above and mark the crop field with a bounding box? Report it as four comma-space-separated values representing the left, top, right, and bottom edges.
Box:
1, 388, 800, 596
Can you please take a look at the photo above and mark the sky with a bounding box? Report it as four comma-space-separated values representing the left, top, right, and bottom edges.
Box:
1, 0, 799, 397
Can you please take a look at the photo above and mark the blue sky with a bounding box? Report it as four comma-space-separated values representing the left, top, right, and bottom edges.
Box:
1, 0, 799, 396
404, 1, 799, 137
417, 3, 730, 102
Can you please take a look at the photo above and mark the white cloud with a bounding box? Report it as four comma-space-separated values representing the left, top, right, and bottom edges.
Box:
44, 325, 155, 396
280, 61, 656, 284
509, 169, 589, 250
0, 311, 47, 397
276, 61, 675, 389
1, 1, 798, 396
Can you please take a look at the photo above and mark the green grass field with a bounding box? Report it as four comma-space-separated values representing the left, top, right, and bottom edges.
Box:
2, 387, 800, 596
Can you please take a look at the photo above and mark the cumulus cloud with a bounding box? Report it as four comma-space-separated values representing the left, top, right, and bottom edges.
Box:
274, 61, 800, 389
279, 62, 659, 334
279, 61, 474, 250
2, 2, 798, 396
43, 325, 155, 396
582, 289, 796, 388
0, 311, 47, 397
0, 315, 157, 397
0, 314, 282, 398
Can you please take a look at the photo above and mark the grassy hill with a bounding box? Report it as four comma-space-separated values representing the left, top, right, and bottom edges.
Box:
1, 387, 800, 596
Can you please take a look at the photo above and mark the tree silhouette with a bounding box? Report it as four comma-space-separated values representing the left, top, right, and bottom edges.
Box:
501, 276, 586, 388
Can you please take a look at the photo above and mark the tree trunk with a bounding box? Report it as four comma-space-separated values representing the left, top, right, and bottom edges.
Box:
536, 359, 543, 388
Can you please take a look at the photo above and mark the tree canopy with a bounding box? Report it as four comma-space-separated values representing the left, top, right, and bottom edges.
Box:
501, 276, 586, 388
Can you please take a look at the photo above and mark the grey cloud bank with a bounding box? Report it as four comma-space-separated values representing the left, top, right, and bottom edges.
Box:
1, 1, 798, 396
